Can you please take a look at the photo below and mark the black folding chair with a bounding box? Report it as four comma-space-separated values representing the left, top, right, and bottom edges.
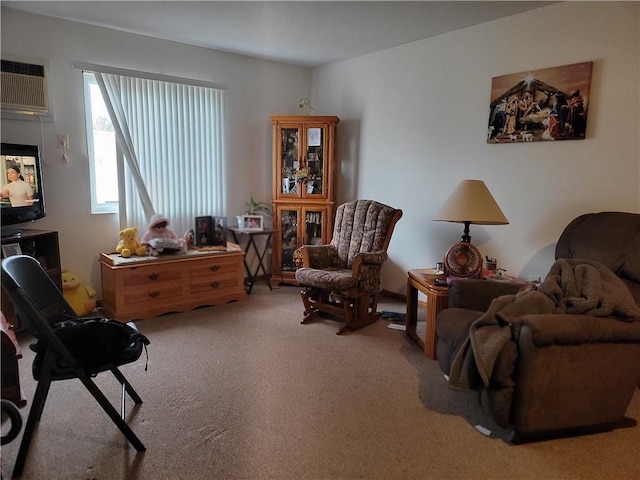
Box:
1, 255, 148, 478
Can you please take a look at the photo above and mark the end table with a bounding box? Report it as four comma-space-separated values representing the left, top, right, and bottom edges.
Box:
406, 269, 449, 360
228, 228, 276, 294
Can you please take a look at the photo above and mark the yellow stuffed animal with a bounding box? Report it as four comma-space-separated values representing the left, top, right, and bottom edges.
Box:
62, 270, 97, 317
116, 227, 147, 258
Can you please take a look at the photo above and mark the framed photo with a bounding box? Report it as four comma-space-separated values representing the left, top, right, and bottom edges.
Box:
2, 242, 22, 258
195, 216, 213, 246
307, 127, 321, 147
241, 215, 263, 231
212, 216, 228, 247
487, 61, 593, 144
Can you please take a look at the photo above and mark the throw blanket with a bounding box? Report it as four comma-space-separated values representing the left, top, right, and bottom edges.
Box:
448, 258, 640, 390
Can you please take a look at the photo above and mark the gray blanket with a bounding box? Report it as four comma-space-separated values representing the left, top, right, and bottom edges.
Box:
448, 258, 640, 390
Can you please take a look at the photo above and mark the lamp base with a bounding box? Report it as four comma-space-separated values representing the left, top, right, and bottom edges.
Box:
460, 221, 472, 243
444, 241, 482, 278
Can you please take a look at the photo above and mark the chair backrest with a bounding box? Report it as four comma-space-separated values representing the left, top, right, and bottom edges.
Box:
555, 212, 640, 283
330, 199, 403, 268
2, 255, 77, 345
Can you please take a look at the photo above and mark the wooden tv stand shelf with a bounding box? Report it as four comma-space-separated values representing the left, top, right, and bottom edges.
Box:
1, 229, 61, 331
99, 246, 246, 321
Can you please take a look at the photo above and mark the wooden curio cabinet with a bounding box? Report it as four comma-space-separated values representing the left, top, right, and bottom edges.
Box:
270, 115, 339, 286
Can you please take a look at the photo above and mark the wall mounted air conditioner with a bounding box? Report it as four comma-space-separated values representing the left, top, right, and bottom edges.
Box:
1, 59, 49, 117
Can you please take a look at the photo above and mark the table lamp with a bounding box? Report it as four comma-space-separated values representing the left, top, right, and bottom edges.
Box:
432, 179, 508, 278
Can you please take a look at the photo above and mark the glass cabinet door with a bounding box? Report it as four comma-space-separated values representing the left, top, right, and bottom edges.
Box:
278, 126, 300, 197
279, 208, 299, 272
301, 125, 326, 198
277, 123, 330, 200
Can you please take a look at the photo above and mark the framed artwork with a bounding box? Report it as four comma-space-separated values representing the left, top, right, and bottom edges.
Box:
242, 215, 263, 231
2, 243, 22, 257
487, 61, 593, 144
307, 128, 321, 147
195, 216, 213, 246
212, 216, 228, 247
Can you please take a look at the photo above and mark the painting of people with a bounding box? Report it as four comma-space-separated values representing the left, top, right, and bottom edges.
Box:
487, 61, 593, 144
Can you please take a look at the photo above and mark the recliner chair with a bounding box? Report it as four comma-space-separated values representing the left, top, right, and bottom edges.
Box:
435, 211, 640, 442
295, 199, 402, 334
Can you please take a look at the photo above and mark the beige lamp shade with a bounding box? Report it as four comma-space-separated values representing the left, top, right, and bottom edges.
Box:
433, 179, 508, 242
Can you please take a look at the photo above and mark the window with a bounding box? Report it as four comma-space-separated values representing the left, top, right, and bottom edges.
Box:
80, 66, 227, 234
83, 72, 119, 214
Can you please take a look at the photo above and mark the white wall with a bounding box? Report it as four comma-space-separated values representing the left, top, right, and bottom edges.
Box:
1, 9, 310, 291
312, 1, 640, 293
2, 3, 639, 299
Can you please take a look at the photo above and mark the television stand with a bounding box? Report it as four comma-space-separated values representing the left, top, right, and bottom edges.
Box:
1, 229, 23, 240
1, 229, 61, 331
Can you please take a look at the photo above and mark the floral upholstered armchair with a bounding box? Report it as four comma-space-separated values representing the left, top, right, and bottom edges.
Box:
294, 199, 402, 334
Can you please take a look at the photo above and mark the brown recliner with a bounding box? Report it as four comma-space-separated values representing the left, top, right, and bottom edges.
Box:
294, 199, 402, 334
435, 211, 640, 443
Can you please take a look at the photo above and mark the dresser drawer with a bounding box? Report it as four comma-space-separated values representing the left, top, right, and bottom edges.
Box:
121, 264, 182, 287
189, 256, 239, 279
122, 279, 185, 306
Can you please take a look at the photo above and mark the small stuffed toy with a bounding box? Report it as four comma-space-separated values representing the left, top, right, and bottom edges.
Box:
141, 214, 185, 256
183, 229, 195, 250
141, 214, 178, 243
62, 270, 97, 317
116, 227, 147, 258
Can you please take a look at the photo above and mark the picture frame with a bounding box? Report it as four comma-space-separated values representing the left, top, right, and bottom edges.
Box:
195, 216, 213, 246
2, 242, 22, 258
212, 216, 228, 247
241, 215, 263, 231
487, 61, 593, 144
307, 127, 321, 147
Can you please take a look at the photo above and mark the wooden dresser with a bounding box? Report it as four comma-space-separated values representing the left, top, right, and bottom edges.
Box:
99, 246, 246, 321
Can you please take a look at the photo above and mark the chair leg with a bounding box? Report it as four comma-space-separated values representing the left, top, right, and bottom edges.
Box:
12, 375, 52, 478
77, 373, 146, 452
336, 296, 356, 335
338, 294, 380, 335
110, 367, 142, 421
111, 367, 143, 405
300, 288, 320, 324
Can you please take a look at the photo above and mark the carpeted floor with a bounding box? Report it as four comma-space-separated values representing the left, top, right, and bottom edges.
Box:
2, 285, 639, 479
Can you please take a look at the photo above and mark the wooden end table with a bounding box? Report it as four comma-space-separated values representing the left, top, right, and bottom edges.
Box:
406, 269, 449, 360
228, 228, 276, 294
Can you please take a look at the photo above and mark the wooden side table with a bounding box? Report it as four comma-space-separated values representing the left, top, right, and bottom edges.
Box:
228, 228, 276, 294
406, 269, 449, 360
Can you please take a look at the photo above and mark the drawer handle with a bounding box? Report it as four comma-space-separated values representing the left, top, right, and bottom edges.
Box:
148, 273, 159, 280
148, 291, 160, 298
210, 265, 220, 272
210, 281, 220, 289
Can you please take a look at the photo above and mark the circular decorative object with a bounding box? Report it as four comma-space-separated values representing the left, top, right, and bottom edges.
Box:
444, 242, 482, 278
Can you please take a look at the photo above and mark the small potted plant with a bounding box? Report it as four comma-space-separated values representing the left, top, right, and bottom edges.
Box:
237, 194, 272, 229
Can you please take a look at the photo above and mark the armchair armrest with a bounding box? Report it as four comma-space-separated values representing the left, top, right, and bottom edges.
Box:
448, 279, 522, 311
300, 244, 337, 268
351, 251, 388, 273
351, 251, 388, 293
515, 313, 640, 347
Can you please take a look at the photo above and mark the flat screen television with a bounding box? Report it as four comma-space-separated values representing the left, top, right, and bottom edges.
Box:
1, 142, 46, 236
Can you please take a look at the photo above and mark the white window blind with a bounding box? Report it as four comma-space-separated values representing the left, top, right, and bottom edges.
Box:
76, 63, 227, 235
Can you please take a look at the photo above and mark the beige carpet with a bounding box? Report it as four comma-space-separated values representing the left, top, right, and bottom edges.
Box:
2, 285, 639, 480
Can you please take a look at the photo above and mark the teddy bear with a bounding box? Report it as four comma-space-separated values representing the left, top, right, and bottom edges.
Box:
62, 270, 97, 317
116, 227, 147, 258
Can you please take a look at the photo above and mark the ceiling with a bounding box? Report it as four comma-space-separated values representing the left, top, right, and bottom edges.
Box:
3, 1, 557, 68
